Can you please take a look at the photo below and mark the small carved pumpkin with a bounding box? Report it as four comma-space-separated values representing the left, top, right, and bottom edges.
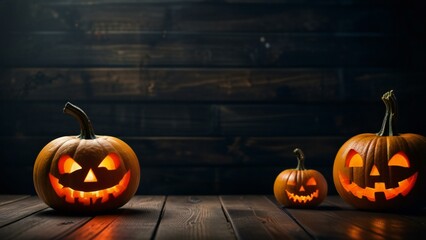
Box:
33, 102, 140, 212
274, 148, 328, 208
333, 90, 426, 210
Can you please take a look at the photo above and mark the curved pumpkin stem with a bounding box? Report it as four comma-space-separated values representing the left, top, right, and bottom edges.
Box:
63, 102, 96, 139
377, 90, 398, 136
293, 148, 306, 170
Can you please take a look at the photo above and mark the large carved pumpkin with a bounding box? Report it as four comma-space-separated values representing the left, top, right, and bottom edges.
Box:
274, 148, 328, 208
33, 102, 140, 213
333, 90, 426, 210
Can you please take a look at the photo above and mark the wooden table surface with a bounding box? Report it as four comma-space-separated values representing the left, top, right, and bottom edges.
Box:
0, 195, 424, 240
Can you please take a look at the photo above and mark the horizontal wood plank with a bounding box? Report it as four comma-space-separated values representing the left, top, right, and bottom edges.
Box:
2, 101, 425, 137
0, 197, 48, 228
0, 68, 340, 102
2, 68, 424, 102
0, 195, 425, 239
0, 208, 91, 240
220, 195, 310, 239
154, 196, 235, 239
1, 33, 401, 68
325, 195, 426, 232
64, 196, 165, 240
0, 195, 30, 206
324, 196, 426, 239
269, 197, 386, 239
0, 2, 394, 33
0, 102, 216, 137
92, 196, 165, 240
1, 0, 391, 4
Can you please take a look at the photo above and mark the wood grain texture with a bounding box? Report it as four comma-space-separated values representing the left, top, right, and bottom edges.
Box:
0, 208, 91, 240
0, 68, 340, 102
64, 196, 165, 240
269, 196, 387, 239
1, 33, 400, 68
2, 68, 424, 102
220, 195, 310, 239
1, 195, 424, 239
0, 197, 48, 227
92, 196, 165, 240
154, 196, 235, 239
4, 100, 426, 137
323, 196, 426, 239
2, 101, 425, 137
1, 0, 425, 196
0, 2, 394, 33
0, 195, 30, 206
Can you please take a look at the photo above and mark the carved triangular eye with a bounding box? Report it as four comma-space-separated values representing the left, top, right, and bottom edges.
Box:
388, 152, 410, 168
346, 150, 363, 167
306, 177, 317, 186
98, 153, 121, 170
58, 155, 82, 174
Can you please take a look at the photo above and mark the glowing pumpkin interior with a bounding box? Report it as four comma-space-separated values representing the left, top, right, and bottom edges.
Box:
285, 177, 320, 203
339, 149, 417, 202
49, 153, 130, 206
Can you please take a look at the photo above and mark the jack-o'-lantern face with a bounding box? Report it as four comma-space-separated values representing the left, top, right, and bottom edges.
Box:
333, 90, 426, 210
285, 176, 320, 203
338, 149, 417, 202
333, 133, 425, 210
33, 102, 140, 213
274, 148, 328, 208
49, 153, 130, 206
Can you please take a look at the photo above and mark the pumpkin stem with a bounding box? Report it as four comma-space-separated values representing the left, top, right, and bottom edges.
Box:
63, 102, 96, 139
377, 90, 398, 136
293, 148, 306, 170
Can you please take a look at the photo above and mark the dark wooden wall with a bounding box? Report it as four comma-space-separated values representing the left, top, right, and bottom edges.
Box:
1, 0, 425, 195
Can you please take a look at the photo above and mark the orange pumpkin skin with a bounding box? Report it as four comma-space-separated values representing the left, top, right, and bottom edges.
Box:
33, 103, 140, 213
274, 148, 327, 208
333, 133, 426, 210
333, 91, 426, 210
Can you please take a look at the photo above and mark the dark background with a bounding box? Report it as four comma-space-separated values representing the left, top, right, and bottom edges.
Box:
1, 0, 425, 195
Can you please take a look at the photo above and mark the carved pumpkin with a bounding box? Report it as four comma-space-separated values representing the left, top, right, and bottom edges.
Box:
333, 90, 426, 210
33, 102, 140, 212
274, 148, 328, 208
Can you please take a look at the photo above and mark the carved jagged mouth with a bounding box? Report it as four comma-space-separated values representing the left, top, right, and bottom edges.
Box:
285, 189, 319, 203
338, 172, 417, 201
49, 171, 130, 206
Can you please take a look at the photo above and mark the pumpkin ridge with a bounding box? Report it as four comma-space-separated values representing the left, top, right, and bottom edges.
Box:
101, 138, 125, 167
34, 137, 74, 198
34, 103, 141, 212
333, 90, 425, 210
274, 148, 327, 208
52, 137, 81, 170
94, 137, 113, 161
367, 136, 380, 188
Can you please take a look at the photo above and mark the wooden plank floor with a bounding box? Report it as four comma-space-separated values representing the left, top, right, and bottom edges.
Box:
0, 195, 424, 240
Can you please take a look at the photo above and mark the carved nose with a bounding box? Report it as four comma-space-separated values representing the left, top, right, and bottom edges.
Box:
299, 186, 305, 192
370, 165, 380, 176
84, 169, 98, 182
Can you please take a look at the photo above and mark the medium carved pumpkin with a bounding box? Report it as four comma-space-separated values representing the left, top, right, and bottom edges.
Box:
274, 148, 328, 208
333, 90, 426, 210
33, 102, 140, 212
